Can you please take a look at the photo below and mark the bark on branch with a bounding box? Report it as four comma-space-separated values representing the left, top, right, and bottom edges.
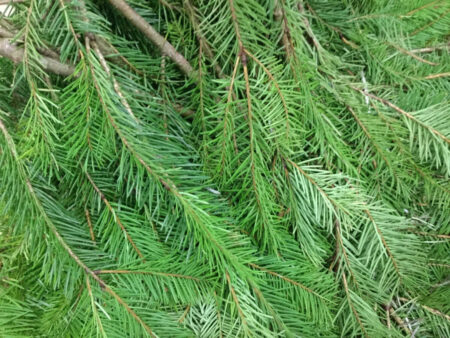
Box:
0, 38, 74, 76
106, 0, 196, 79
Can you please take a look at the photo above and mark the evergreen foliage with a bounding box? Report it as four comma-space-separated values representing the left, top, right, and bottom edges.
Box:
0, 0, 449, 336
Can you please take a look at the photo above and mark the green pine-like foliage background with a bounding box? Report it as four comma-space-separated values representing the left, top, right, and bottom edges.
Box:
0, 0, 449, 336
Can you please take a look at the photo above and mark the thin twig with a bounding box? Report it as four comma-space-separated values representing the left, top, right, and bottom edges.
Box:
410, 8, 450, 36
409, 44, 449, 53
399, 297, 450, 321
220, 55, 240, 169
85, 208, 96, 243
342, 273, 368, 338
85, 276, 106, 336
389, 43, 438, 66
91, 41, 139, 123
387, 306, 412, 335
353, 88, 450, 144
225, 272, 248, 330
84, 170, 145, 260
244, 49, 290, 138
411, 231, 450, 239
364, 209, 401, 276
403, 0, 443, 17
178, 305, 190, 323
423, 72, 450, 80
248, 262, 326, 300
96, 269, 201, 281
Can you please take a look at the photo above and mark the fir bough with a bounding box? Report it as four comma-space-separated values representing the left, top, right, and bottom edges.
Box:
0, 0, 449, 336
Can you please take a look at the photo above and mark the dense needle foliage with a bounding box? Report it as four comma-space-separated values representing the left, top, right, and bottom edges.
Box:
0, 0, 449, 336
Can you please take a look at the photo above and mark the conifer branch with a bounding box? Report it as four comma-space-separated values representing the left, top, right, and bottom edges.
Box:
220, 55, 240, 168
354, 88, 450, 144
342, 273, 368, 338
0, 119, 155, 337
364, 209, 401, 276
346, 106, 395, 173
225, 272, 249, 334
85, 275, 107, 337
248, 263, 326, 300
84, 170, 145, 260
1, 1, 448, 335
106, 0, 195, 78
398, 297, 450, 321
387, 306, 411, 335
91, 41, 139, 123
404, 0, 443, 17
286, 159, 343, 212
335, 219, 359, 289
423, 72, 450, 79
244, 49, 290, 137
409, 44, 449, 53
410, 8, 450, 36
389, 42, 438, 66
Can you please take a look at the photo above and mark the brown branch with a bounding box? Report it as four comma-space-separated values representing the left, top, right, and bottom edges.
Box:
106, 0, 195, 79
229, 0, 243, 49
96, 269, 201, 282
424, 72, 450, 79
178, 305, 190, 323
274, 0, 297, 60
409, 44, 449, 53
85, 207, 96, 243
0, 38, 74, 76
411, 231, 450, 239
228, 0, 262, 210
297, 2, 321, 52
